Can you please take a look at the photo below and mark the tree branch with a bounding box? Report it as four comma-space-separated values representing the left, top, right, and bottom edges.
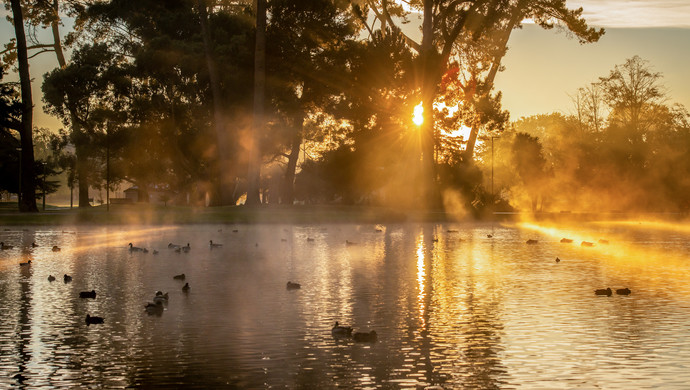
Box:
27, 49, 55, 59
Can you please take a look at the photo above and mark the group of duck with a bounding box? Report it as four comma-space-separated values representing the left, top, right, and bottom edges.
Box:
2, 241, 61, 252
331, 321, 378, 343
285, 282, 378, 343
521, 237, 610, 246
520, 236, 632, 297
127, 240, 223, 255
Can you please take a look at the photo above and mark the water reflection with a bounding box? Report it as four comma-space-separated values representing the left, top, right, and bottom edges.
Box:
1, 222, 690, 388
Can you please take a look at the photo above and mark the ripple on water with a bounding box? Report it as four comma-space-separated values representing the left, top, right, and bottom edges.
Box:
1, 223, 690, 387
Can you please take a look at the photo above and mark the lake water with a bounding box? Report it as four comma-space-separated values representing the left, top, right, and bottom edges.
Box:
1, 221, 690, 389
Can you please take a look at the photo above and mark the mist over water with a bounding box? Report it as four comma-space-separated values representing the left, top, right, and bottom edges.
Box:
1, 222, 690, 388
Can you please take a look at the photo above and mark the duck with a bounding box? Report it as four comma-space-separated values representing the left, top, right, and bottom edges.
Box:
232, 229, 239, 233
281, 238, 287, 242
598, 239, 610, 244
168, 242, 181, 249
306, 237, 315, 242
345, 240, 357, 246
173, 273, 186, 281
142, 248, 149, 253
616, 287, 631, 295
145, 301, 164, 315
0, 242, 14, 250
286, 281, 301, 290
52, 246, 61, 252
555, 257, 561, 263
331, 321, 353, 337
353, 330, 378, 343
19, 260, 31, 266
174, 247, 182, 253
31, 242, 39, 248
152, 250, 159, 255
79, 290, 97, 299
447, 229, 459, 233
487, 234, 493, 238
182, 283, 190, 293
153, 291, 169, 304
85, 314, 104, 325
560, 238, 573, 243
128, 243, 145, 252
209, 240, 223, 248
375, 228, 383, 233
581, 241, 594, 247
47, 275, 56, 282
182, 243, 191, 253
63, 274, 72, 283
526, 239, 538, 245
595, 288, 612, 296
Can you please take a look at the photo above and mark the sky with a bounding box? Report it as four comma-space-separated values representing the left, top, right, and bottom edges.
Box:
2, 1, 690, 128
496, 0, 690, 119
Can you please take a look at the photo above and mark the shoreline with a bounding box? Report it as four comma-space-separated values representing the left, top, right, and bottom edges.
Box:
1, 203, 687, 225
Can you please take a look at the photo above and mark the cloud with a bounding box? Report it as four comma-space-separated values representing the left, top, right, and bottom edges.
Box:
570, 0, 690, 28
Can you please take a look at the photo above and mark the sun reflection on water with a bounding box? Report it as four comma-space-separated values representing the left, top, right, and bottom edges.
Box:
416, 234, 426, 329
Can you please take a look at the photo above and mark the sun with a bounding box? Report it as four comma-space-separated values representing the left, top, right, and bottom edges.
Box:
413, 102, 424, 126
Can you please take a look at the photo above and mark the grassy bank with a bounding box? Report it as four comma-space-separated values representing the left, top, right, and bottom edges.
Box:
0, 202, 449, 225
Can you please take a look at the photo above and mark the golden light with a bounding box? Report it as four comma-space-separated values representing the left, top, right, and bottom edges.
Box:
412, 102, 424, 126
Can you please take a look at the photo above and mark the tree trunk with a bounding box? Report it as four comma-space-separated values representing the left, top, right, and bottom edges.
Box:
281, 114, 304, 205
246, 0, 266, 206
464, 10, 522, 160
49, 0, 91, 207
50, 0, 67, 67
75, 143, 90, 207
198, 0, 232, 205
11, 0, 38, 212
419, 0, 438, 209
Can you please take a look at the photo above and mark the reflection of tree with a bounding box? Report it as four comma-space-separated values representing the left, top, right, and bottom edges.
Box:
16, 255, 34, 385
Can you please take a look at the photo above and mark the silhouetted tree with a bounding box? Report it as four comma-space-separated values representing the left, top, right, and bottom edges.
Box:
8, 0, 38, 212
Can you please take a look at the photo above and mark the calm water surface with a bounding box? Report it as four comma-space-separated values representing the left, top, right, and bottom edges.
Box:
1, 221, 690, 388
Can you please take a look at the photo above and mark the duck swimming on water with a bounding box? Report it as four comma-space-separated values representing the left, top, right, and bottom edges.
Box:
85, 314, 104, 325
616, 288, 631, 295
79, 290, 97, 299
286, 281, 301, 290
331, 321, 353, 337
128, 243, 145, 252
595, 288, 612, 296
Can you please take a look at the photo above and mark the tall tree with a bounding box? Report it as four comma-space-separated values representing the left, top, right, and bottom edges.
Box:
366, 0, 604, 208
9, 0, 38, 212
600, 56, 664, 133
265, 0, 359, 205
246, 0, 265, 206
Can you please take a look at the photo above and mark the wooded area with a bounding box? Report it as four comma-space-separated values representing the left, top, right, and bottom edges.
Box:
1, 1, 688, 215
